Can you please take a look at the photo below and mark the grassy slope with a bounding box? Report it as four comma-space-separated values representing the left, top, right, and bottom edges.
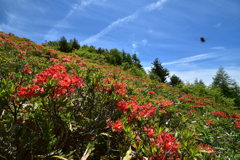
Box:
0, 32, 239, 159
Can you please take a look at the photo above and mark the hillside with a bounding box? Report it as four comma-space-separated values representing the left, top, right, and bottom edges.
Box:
0, 32, 239, 160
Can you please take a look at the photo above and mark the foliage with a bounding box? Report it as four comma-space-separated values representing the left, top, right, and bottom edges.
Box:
150, 58, 169, 83
59, 36, 70, 52
0, 32, 239, 160
170, 74, 182, 86
212, 67, 240, 107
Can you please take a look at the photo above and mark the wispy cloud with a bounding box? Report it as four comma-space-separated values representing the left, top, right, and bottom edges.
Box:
163, 53, 215, 65
81, 0, 168, 44
81, 14, 137, 44
211, 46, 225, 50
214, 22, 222, 28
44, 0, 102, 41
145, 0, 167, 11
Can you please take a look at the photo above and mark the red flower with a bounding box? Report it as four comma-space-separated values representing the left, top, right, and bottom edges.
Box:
235, 121, 240, 129
212, 111, 230, 120
159, 109, 167, 114
116, 101, 130, 112
16, 86, 27, 97
199, 143, 215, 154
111, 120, 123, 133
113, 82, 127, 89
23, 65, 32, 74
148, 90, 155, 95
144, 126, 155, 138
115, 88, 127, 95
18, 50, 26, 55
151, 131, 179, 158
205, 120, 213, 125
9, 74, 14, 79
160, 99, 174, 108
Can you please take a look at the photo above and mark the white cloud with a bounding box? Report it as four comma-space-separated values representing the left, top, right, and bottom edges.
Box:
145, 0, 167, 11
81, 0, 169, 44
171, 67, 240, 85
162, 53, 215, 66
211, 46, 225, 50
132, 42, 138, 49
144, 66, 152, 73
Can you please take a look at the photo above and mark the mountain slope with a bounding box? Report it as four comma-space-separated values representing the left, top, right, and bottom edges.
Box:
0, 32, 239, 159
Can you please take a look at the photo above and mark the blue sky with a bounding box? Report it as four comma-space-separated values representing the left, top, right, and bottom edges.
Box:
1, 0, 240, 85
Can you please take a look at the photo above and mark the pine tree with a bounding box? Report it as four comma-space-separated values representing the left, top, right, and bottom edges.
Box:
150, 58, 169, 83
59, 36, 69, 52
72, 38, 80, 50
132, 53, 142, 68
212, 67, 240, 107
212, 67, 232, 96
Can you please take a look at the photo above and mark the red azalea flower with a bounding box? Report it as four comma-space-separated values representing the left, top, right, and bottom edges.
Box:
205, 120, 213, 125
9, 74, 14, 79
199, 143, 215, 154
111, 120, 123, 133
23, 66, 32, 74
149, 90, 155, 95
235, 121, 240, 129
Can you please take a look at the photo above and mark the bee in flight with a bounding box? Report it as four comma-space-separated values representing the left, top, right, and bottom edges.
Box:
199, 37, 206, 43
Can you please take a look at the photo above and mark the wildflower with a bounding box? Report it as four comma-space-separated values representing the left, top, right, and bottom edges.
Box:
9, 74, 14, 79
111, 120, 123, 133
199, 143, 215, 154
23, 64, 32, 74
235, 121, 240, 129
205, 120, 213, 125
144, 126, 155, 138
148, 90, 155, 95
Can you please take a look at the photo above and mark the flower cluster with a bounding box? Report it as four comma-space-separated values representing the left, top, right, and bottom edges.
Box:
107, 119, 123, 133
116, 100, 156, 120
23, 64, 32, 74
149, 131, 179, 159
17, 85, 44, 98
17, 64, 84, 98
212, 111, 230, 120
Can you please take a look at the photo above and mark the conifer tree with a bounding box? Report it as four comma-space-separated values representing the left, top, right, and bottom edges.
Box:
59, 36, 69, 52
212, 67, 240, 106
150, 58, 169, 83
72, 38, 80, 50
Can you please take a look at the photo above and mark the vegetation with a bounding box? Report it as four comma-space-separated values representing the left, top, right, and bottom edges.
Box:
0, 32, 240, 160
150, 58, 169, 83
169, 74, 182, 86
212, 67, 240, 107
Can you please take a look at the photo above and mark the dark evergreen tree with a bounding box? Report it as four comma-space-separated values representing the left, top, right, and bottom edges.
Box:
71, 38, 80, 50
150, 58, 169, 83
170, 74, 182, 86
212, 67, 240, 107
132, 53, 142, 68
59, 36, 69, 52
